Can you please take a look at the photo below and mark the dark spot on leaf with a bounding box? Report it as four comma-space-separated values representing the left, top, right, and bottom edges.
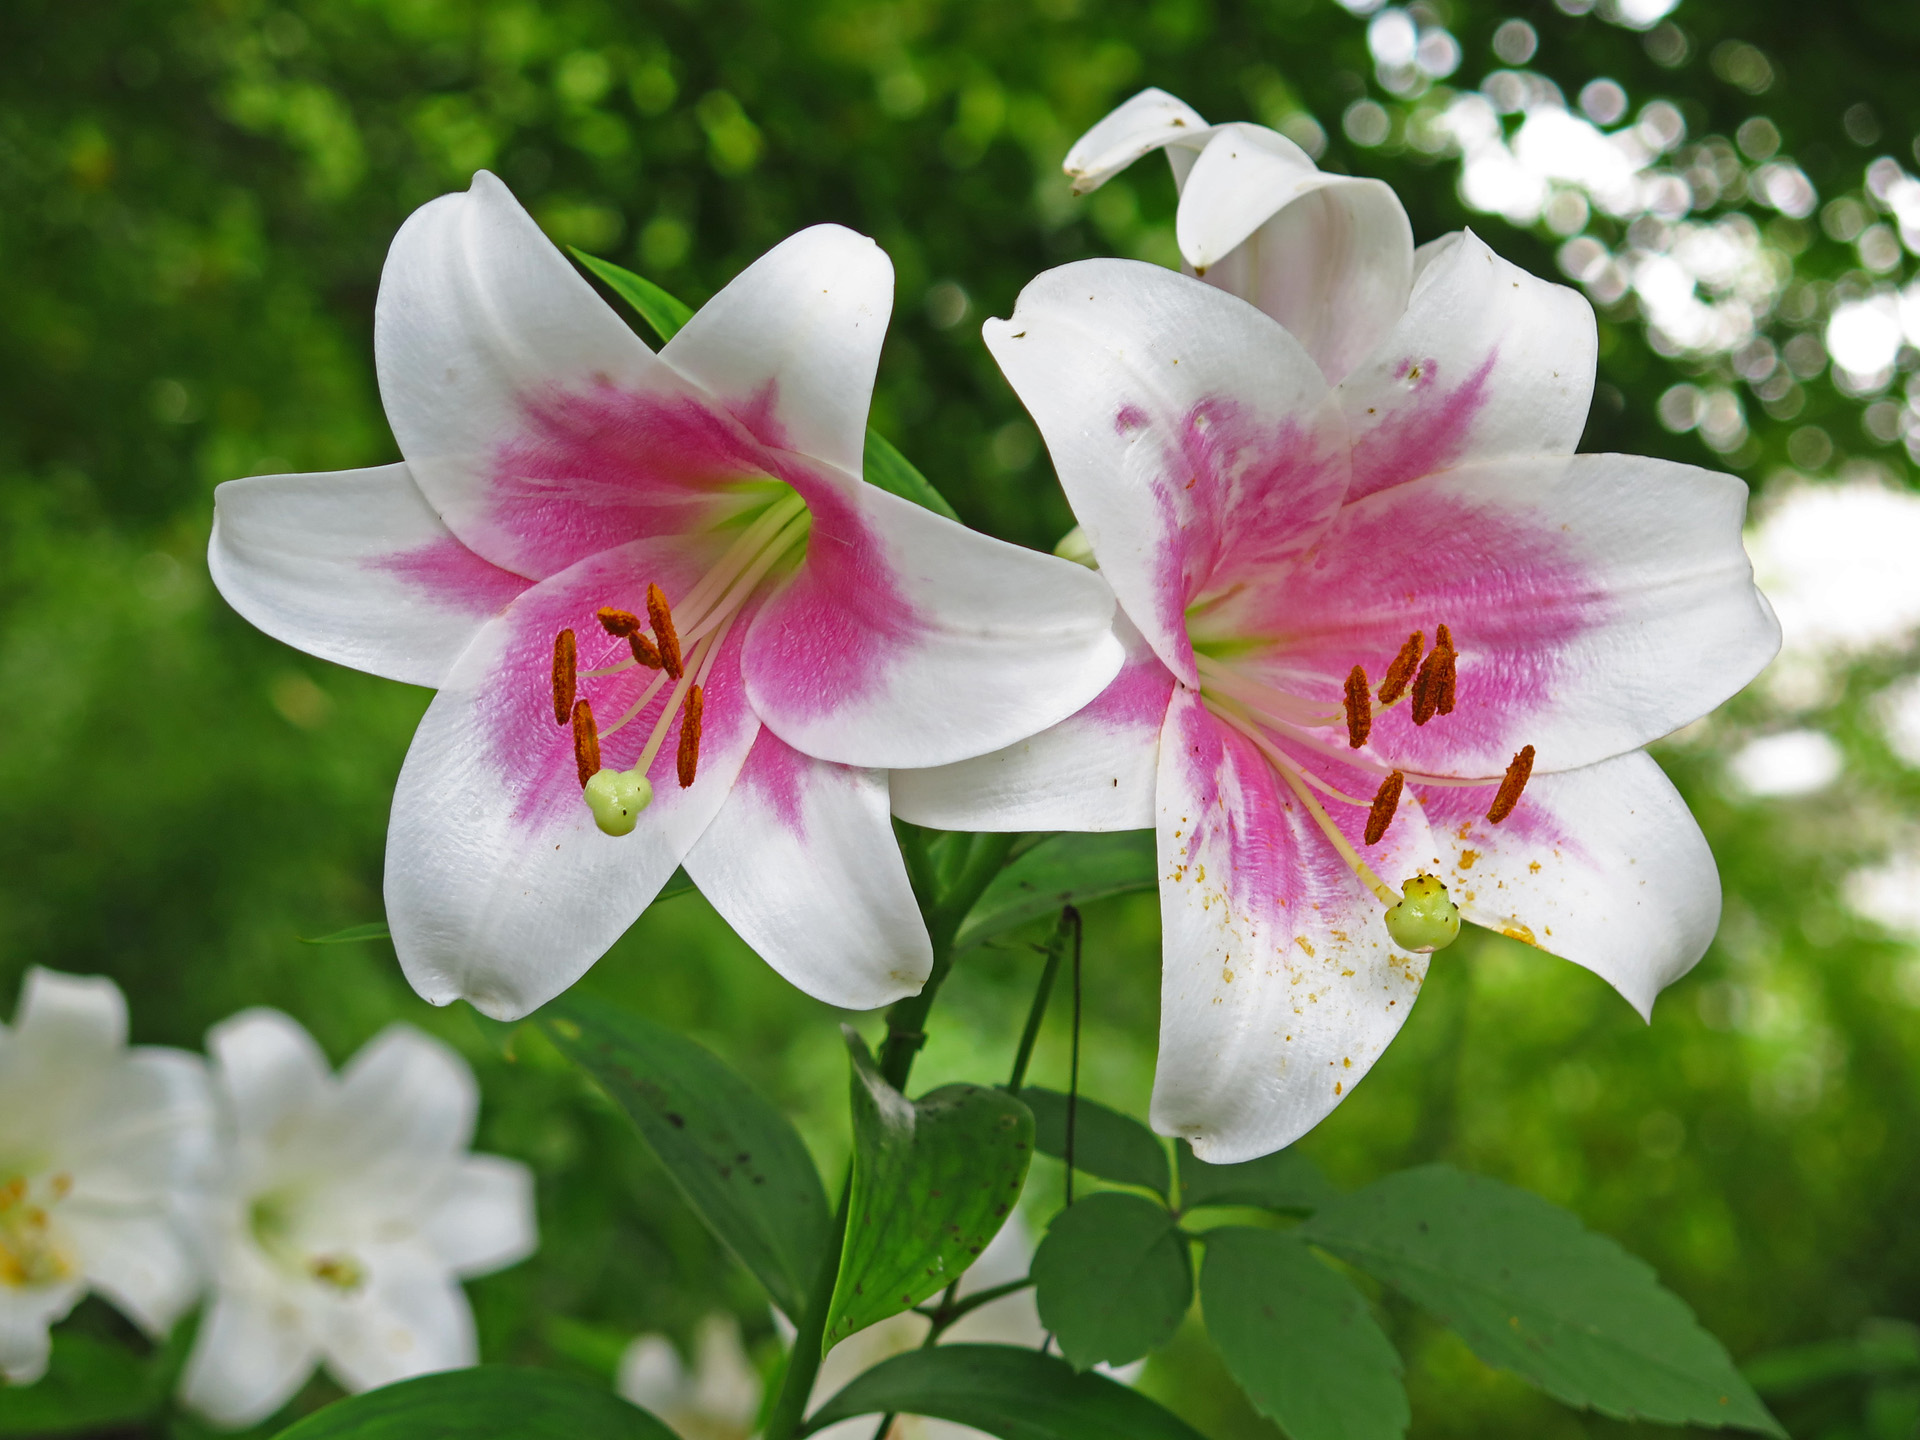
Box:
666, 1113, 686, 1129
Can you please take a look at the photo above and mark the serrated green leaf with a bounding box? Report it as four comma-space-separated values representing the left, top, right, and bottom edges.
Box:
863, 426, 960, 520
799, 1344, 1207, 1440
1301, 1165, 1784, 1436
957, 832, 1157, 950
298, 921, 390, 945
540, 995, 829, 1319
1177, 1139, 1338, 1214
571, 248, 693, 343
1023, 1088, 1169, 1198
825, 1030, 1033, 1349
1032, 1192, 1191, 1370
1201, 1227, 1408, 1440
269, 1366, 675, 1439
0, 1332, 159, 1435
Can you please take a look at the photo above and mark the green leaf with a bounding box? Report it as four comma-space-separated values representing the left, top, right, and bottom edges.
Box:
1032, 1192, 1191, 1370
269, 1365, 675, 1439
1745, 1319, 1920, 1397
539, 995, 829, 1319
824, 1029, 1033, 1349
1177, 1140, 1338, 1214
571, 248, 693, 342
799, 1344, 1207, 1440
1023, 1088, 1169, 1198
956, 832, 1157, 950
0, 1332, 159, 1434
863, 426, 960, 521
1301, 1165, 1784, 1436
298, 921, 390, 945
1201, 1227, 1408, 1440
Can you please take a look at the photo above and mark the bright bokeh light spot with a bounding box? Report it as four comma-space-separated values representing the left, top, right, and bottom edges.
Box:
1876, 675, 1920, 768
1491, 19, 1537, 65
1826, 300, 1903, 378
1579, 79, 1628, 126
1367, 8, 1418, 67
1612, 0, 1681, 29
1727, 730, 1843, 797
1748, 481, 1920, 659
1846, 853, 1920, 935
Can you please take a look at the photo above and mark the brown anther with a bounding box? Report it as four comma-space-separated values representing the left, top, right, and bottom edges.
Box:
571, 699, 600, 788
1364, 770, 1404, 845
1486, 744, 1535, 824
676, 685, 704, 789
596, 607, 641, 637
1378, 631, 1423, 705
1343, 666, 1372, 749
551, 629, 577, 725
1410, 626, 1457, 726
647, 582, 683, 679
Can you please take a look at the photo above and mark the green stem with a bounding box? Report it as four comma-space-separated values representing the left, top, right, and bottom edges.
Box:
918, 1276, 1035, 1332
763, 1177, 852, 1440
1006, 909, 1074, 1092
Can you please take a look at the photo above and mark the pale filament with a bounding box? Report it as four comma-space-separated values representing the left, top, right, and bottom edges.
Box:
680, 511, 810, 648
1193, 655, 1337, 726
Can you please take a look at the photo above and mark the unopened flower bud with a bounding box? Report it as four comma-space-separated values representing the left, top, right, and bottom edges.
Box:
1053, 525, 1098, 569
584, 767, 653, 836
1384, 873, 1460, 954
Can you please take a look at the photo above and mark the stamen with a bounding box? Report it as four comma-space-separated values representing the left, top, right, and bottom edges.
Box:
1378, 631, 1423, 705
647, 583, 684, 679
677, 685, 704, 788
551, 629, 577, 725
596, 606, 665, 668
1486, 744, 1535, 823
1364, 771, 1404, 845
1343, 666, 1372, 749
572, 699, 600, 788
1410, 625, 1456, 726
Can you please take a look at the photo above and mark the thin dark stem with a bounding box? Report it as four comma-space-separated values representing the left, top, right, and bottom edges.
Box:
1006, 910, 1073, 1092
916, 1276, 1034, 1331
1065, 904, 1083, 1207
762, 1176, 852, 1440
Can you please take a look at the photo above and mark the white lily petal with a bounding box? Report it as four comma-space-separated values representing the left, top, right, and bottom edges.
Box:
318, 1246, 476, 1393
0, 1283, 86, 1385
1149, 691, 1432, 1163
179, 1290, 319, 1430
1419, 750, 1721, 1019
385, 541, 761, 1020
661, 225, 892, 478
64, 1046, 213, 1205
11, 967, 125, 1058
889, 612, 1172, 832
983, 258, 1346, 686
1178, 125, 1413, 384
685, 732, 931, 1009
1338, 228, 1597, 502
743, 475, 1122, 769
327, 1026, 479, 1188
422, 1154, 537, 1278
1062, 88, 1213, 195
208, 1008, 333, 1145
65, 1210, 200, 1336
210, 464, 528, 688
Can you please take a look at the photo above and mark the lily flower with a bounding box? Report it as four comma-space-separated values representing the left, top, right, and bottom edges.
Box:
210, 173, 1121, 1020
1063, 87, 1414, 383
0, 969, 211, 1384
178, 1009, 535, 1429
894, 235, 1780, 1162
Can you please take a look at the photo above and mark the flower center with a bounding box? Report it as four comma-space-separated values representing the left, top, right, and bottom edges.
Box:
0, 1172, 75, 1288
547, 492, 812, 835
1195, 624, 1536, 953
249, 1193, 366, 1292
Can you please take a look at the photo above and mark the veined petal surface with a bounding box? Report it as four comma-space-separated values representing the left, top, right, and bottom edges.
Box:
686, 732, 931, 1008
210, 463, 528, 688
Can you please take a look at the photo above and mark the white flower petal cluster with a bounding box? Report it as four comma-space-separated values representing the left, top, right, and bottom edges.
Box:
0, 970, 533, 1430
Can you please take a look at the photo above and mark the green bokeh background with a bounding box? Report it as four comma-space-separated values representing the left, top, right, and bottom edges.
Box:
4, 0, 1919, 1435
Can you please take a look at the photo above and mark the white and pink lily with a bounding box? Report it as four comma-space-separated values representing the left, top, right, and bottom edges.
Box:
210, 173, 1122, 1020
894, 234, 1780, 1162
1064, 88, 1413, 384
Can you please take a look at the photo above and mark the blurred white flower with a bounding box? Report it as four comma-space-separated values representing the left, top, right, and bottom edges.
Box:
178, 1010, 536, 1429
1747, 480, 1920, 661
0, 969, 212, 1383
1726, 730, 1843, 797
618, 1313, 762, 1440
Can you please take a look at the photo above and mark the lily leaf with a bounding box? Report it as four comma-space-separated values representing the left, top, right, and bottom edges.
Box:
540, 995, 830, 1320
1032, 1192, 1191, 1370
269, 1366, 675, 1439
800, 1344, 1207, 1440
1201, 1227, 1408, 1440
1301, 1165, 1785, 1436
956, 832, 1157, 950
1022, 1088, 1169, 1198
824, 1029, 1033, 1350
1176, 1139, 1338, 1214
570, 250, 955, 519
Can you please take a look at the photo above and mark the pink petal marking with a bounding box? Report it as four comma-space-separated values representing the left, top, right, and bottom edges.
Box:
1346, 351, 1495, 503
374, 535, 533, 616
731, 727, 811, 840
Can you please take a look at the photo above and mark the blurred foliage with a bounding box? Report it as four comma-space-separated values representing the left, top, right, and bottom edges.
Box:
3, 0, 1919, 1435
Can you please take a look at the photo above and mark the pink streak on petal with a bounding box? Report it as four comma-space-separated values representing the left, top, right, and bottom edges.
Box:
1415, 779, 1579, 862
731, 728, 810, 839
484, 381, 774, 579
1080, 643, 1178, 733
729, 380, 794, 451
374, 535, 532, 616
1346, 352, 1496, 503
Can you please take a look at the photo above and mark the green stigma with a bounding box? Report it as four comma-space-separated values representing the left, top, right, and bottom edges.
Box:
584, 767, 653, 836
1384, 873, 1461, 954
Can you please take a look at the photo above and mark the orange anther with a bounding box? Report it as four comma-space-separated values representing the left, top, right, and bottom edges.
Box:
596, 607, 641, 637
572, 699, 600, 788
1364, 771, 1404, 845
551, 629, 577, 725
647, 583, 683, 679
1343, 666, 1372, 749
676, 685, 704, 788
1378, 631, 1423, 705
1487, 744, 1535, 824
1410, 625, 1456, 726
